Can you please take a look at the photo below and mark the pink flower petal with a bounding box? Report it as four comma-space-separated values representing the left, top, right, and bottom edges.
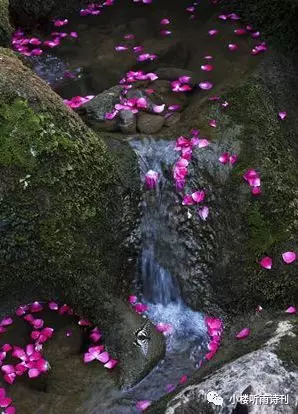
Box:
234, 28, 247, 35
259, 256, 272, 270
209, 119, 217, 128
104, 359, 118, 369
97, 351, 110, 363
285, 306, 296, 315
228, 43, 238, 51
201, 64, 213, 72
278, 111, 287, 120
236, 328, 250, 339
48, 301, 59, 310
208, 29, 218, 36
219, 152, 229, 164
182, 195, 195, 206
160, 18, 170, 25
136, 400, 151, 411
282, 251, 296, 264
30, 302, 43, 313
134, 303, 149, 314
256, 305, 263, 312
28, 368, 40, 378
198, 206, 209, 221
0, 318, 13, 327
179, 374, 188, 384
145, 170, 159, 189
229, 154, 238, 165
129, 295, 138, 304
153, 104, 165, 113
155, 323, 172, 334
198, 81, 213, 90
192, 191, 205, 203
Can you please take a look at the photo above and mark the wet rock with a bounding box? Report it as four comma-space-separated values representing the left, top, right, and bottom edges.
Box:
152, 80, 189, 111
150, 316, 298, 414
137, 112, 165, 134
164, 112, 181, 127
0, 49, 164, 388
119, 109, 137, 134
77, 85, 122, 132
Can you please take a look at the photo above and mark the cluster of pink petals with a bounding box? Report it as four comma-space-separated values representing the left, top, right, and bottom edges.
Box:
251, 42, 267, 55
182, 190, 205, 206
218, 152, 238, 165
205, 316, 223, 360
80, 0, 114, 16
218, 13, 241, 21
63, 95, 95, 109
105, 71, 159, 120
173, 131, 209, 192
128, 295, 149, 314
259, 251, 296, 270
0, 388, 15, 414
145, 170, 159, 189
83, 345, 118, 369
1, 344, 49, 384
236, 327, 250, 339
171, 77, 192, 92
243, 169, 261, 196
12, 21, 78, 57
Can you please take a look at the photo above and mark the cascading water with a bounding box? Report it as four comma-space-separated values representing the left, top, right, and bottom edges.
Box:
129, 136, 209, 367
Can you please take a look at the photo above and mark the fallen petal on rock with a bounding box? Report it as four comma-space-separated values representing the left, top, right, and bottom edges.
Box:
282, 251, 296, 264
259, 256, 272, 270
236, 328, 250, 339
285, 306, 296, 314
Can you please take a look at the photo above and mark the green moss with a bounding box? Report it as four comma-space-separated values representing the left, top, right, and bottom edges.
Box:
0, 99, 73, 169
222, 0, 298, 58
0, 0, 12, 47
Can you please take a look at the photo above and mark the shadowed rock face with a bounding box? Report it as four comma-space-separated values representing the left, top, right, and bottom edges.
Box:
0, 49, 165, 388
0, 0, 12, 46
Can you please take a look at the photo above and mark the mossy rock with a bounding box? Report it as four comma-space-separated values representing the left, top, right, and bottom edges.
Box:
0, 0, 12, 46
222, 0, 298, 59
0, 49, 165, 387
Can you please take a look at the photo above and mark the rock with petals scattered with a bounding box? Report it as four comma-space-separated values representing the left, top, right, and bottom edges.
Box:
236, 328, 250, 339
259, 256, 272, 270
282, 251, 296, 264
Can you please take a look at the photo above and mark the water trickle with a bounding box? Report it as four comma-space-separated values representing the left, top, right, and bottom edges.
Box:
130, 137, 208, 354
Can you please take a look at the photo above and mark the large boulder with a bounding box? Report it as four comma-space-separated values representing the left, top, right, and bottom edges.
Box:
159, 51, 298, 315
149, 312, 298, 413
0, 48, 165, 388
